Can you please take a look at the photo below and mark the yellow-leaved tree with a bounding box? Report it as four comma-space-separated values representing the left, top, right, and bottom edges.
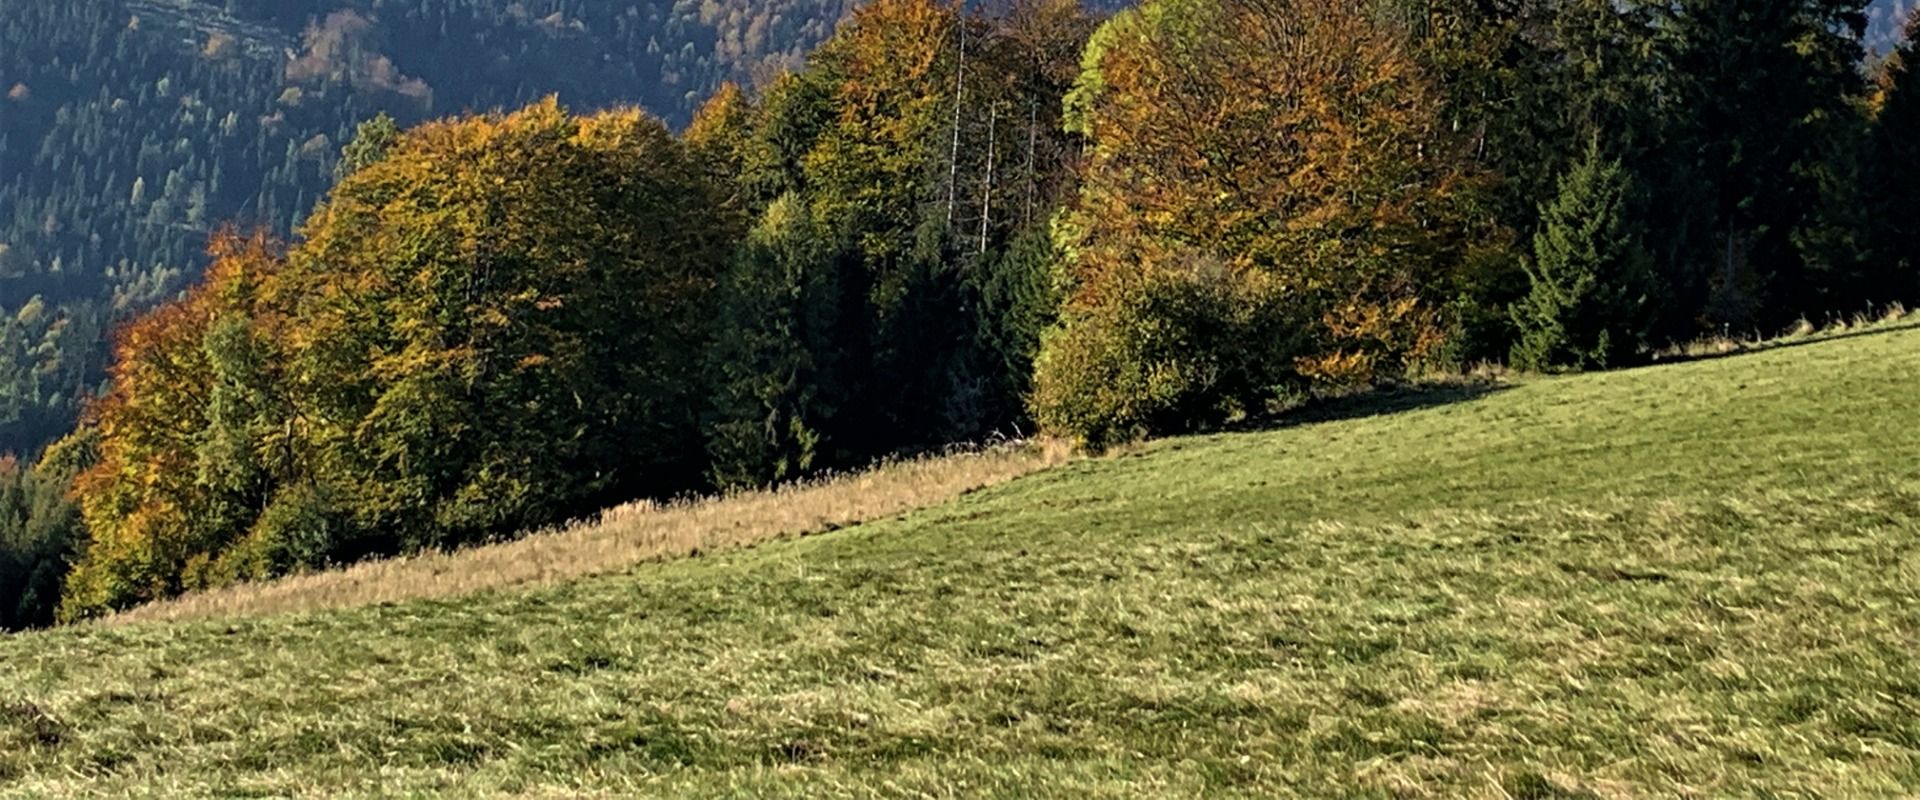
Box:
61, 101, 732, 619
1033, 0, 1495, 448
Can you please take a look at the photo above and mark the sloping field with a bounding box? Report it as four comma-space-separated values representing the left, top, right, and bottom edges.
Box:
2, 324, 1917, 797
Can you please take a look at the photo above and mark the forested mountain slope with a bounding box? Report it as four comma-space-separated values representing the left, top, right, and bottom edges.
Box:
0, 0, 931, 455
1874, 0, 1918, 51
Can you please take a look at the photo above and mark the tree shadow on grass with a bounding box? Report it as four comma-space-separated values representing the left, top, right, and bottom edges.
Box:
1220, 379, 1514, 436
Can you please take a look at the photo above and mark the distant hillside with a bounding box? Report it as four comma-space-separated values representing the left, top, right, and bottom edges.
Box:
1871, 0, 1916, 52
0, 0, 866, 455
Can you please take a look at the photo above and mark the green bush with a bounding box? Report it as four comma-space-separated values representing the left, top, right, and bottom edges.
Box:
1031, 262, 1304, 450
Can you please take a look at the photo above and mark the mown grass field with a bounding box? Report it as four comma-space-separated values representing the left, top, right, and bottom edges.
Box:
3, 324, 1919, 798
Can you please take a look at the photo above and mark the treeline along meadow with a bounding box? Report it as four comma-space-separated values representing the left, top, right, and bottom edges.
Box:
0, 0, 974, 458
4, 0, 1919, 628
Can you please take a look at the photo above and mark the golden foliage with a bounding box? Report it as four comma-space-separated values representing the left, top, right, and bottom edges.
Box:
1035, 0, 1489, 445
62, 100, 733, 618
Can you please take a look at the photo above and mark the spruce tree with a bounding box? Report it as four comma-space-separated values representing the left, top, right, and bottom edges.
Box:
1655, 0, 1872, 332
705, 195, 843, 489
1512, 142, 1660, 371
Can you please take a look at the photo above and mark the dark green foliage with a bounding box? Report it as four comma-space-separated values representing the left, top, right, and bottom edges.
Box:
703, 0, 1096, 478
1653, 0, 1875, 334
705, 195, 843, 489
0, 432, 93, 630
1867, 16, 1920, 302
969, 223, 1064, 431
0, 300, 105, 458
1512, 143, 1661, 371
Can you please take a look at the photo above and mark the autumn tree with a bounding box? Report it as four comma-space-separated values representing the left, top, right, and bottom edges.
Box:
1035, 0, 1490, 447
685, 82, 759, 222
60, 231, 290, 617
60, 101, 734, 618
281, 99, 731, 552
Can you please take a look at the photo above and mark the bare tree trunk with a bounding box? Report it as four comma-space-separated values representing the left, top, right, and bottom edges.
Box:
1024, 101, 1038, 226
946, 21, 967, 230
981, 103, 997, 255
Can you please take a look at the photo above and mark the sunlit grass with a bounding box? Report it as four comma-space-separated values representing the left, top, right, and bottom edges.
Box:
2, 324, 1917, 797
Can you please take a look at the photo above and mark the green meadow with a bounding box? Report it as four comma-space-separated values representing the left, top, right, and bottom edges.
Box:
3, 324, 1918, 798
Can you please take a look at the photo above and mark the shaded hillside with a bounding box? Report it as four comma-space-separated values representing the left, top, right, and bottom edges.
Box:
1872, 0, 1916, 52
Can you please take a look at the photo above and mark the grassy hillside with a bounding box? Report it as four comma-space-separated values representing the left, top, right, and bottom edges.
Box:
4, 323, 1919, 797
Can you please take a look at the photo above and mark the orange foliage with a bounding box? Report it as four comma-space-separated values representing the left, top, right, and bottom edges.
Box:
62, 230, 285, 617
1062, 0, 1480, 374
1036, 0, 1490, 444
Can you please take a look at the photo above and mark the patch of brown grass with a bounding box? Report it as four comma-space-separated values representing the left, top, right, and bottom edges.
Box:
107, 440, 1074, 625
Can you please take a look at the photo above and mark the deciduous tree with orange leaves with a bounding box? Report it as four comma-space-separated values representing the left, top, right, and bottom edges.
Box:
59, 101, 733, 619
1034, 0, 1496, 448
60, 230, 292, 617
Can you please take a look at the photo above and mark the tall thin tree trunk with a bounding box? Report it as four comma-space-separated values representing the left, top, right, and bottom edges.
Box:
981, 103, 997, 255
1024, 101, 1038, 225
946, 21, 967, 230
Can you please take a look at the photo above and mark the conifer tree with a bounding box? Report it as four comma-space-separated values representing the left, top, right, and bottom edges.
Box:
1655, 0, 1873, 332
705, 195, 844, 489
0, 433, 90, 631
1512, 141, 1661, 371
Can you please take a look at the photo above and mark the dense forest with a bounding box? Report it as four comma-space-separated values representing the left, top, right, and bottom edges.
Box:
2, 0, 1918, 629
0, 0, 955, 457
0, 0, 1908, 457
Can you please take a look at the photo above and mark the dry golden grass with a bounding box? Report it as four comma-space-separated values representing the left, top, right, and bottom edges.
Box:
108, 440, 1073, 625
